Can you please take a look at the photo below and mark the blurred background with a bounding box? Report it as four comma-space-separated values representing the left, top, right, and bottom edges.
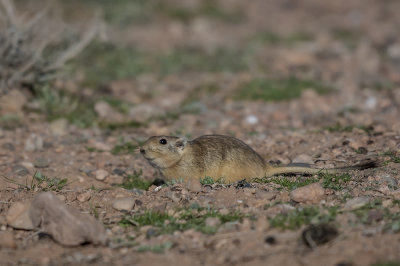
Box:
1, 0, 400, 139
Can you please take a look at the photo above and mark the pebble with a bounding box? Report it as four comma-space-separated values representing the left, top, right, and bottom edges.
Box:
25, 134, 44, 151
77, 192, 91, 202
95, 169, 109, 181
205, 217, 221, 227
186, 179, 202, 192
379, 175, 398, 189
245, 115, 259, 125
255, 189, 277, 200
292, 154, 314, 164
112, 168, 125, 176
50, 119, 68, 136
343, 196, 370, 211
34, 157, 50, 168
290, 183, 325, 203
12, 165, 29, 176
112, 198, 135, 211
6, 202, 34, 230
0, 231, 16, 249
2, 143, 14, 151
128, 104, 166, 123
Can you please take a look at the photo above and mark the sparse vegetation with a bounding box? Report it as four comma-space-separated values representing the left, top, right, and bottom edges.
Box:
269, 206, 338, 230
120, 207, 245, 235
236, 77, 334, 101
118, 170, 152, 190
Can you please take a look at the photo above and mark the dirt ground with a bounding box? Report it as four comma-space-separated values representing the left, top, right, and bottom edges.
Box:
1, 0, 400, 265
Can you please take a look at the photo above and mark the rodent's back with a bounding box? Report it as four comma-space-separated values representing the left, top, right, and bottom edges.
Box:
183, 135, 266, 181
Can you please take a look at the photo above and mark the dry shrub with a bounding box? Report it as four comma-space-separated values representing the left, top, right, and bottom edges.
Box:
0, 0, 100, 94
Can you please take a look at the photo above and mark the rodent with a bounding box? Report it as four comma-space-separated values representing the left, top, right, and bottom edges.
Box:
139, 134, 376, 182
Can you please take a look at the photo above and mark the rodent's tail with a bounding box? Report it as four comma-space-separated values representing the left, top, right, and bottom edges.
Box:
265, 160, 378, 177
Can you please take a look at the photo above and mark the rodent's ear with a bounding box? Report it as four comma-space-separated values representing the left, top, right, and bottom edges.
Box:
175, 137, 187, 150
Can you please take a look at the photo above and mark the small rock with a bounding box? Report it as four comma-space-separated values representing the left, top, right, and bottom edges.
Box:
0, 231, 16, 248
255, 189, 277, 200
205, 217, 221, 227
112, 198, 135, 211
379, 175, 398, 189
77, 192, 91, 203
29, 192, 108, 246
186, 179, 202, 193
95, 169, 109, 181
112, 168, 125, 176
25, 134, 43, 151
245, 115, 258, 125
6, 202, 34, 230
146, 228, 158, 238
343, 197, 370, 211
56, 194, 66, 202
12, 165, 29, 176
2, 143, 14, 151
292, 154, 314, 164
34, 157, 50, 168
94, 101, 124, 123
50, 119, 68, 136
301, 224, 338, 248
128, 104, 166, 123
79, 166, 94, 175
290, 183, 325, 203
367, 209, 383, 223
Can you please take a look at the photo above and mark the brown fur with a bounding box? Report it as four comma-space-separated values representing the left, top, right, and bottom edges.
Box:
140, 135, 377, 182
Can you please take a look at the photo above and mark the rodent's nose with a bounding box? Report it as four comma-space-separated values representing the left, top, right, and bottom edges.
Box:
140, 148, 146, 154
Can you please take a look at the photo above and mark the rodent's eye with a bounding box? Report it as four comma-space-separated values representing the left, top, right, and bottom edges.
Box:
159, 138, 167, 145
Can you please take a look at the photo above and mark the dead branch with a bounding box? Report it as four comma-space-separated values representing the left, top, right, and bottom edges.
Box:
0, 0, 99, 94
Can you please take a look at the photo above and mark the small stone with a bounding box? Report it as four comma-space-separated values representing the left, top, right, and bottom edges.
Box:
25, 134, 43, 151
56, 194, 66, 202
112, 168, 125, 176
128, 104, 165, 123
302, 224, 338, 248
34, 157, 50, 168
245, 115, 258, 125
79, 166, 94, 175
0, 231, 16, 248
50, 119, 68, 136
112, 198, 135, 211
2, 143, 14, 151
343, 197, 370, 211
186, 179, 202, 193
12, 165, 29, 176
290, 183, 325, 203
95, 169, 109, 181
94, 101, 124, 123
6, 202, 34, 230
367, 209, 383, 223
146, 228, 158, 238
379, 175, 398, 189
77, 192, 91, 203
292, 154, 314, 164
255, 190, 277, 200
219, 208, 229, 215
205, 217, 221, 227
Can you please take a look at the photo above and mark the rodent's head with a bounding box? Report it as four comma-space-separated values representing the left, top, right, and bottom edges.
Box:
140, 136, 187, 169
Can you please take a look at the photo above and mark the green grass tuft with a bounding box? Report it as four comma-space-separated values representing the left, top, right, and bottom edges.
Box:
120, 207, 245, 235
270, 206, 338, 230
118, 170, 152, 190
